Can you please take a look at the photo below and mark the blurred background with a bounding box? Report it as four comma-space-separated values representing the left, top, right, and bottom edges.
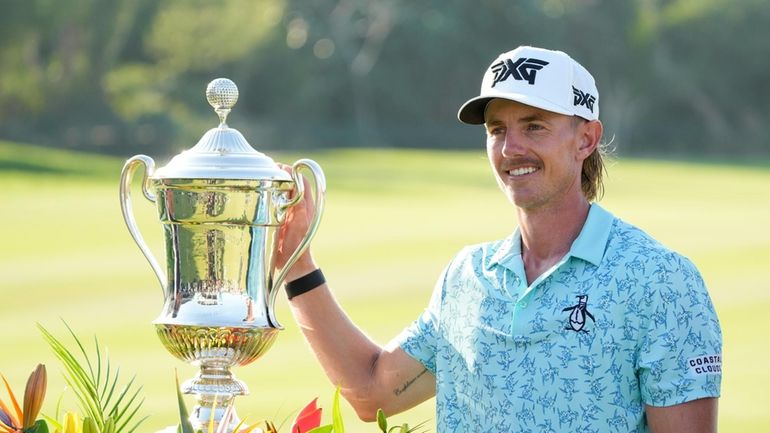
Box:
1, 0, 769, 157
2, 0, 769, 432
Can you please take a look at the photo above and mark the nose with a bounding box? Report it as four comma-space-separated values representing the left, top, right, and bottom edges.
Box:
501, 129, 525, 158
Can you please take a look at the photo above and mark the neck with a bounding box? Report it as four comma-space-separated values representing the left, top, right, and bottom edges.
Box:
517, 195, 591, 284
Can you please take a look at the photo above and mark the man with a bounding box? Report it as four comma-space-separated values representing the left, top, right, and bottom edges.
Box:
277, 46, 722, 432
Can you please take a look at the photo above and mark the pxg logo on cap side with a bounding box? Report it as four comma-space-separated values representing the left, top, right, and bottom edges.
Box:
572, 86, 596, 113
491, 57, 549, 87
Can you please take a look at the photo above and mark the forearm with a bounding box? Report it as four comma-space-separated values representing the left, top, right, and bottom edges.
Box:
284, 253, 434, 420
288, 283, 385, 405
288, 281, 435, 421
646, 398, 718, 433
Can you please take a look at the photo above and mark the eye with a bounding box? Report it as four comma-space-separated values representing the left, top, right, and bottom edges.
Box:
487, 126, 505, 137
526, 123, 545, 131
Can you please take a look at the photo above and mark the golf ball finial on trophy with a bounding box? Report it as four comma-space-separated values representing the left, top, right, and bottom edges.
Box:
119, 78, 326, 432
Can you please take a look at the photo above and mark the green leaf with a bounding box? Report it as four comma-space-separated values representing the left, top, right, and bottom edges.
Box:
23, 419, 49, 433
102, 364, 119, 410
96, 337, 103, 397
175, 372, 195, 433
376, 409, 387, 433
115, 395, 145, 433
64, 321, 98, 388
41, 414, 61, 431
41, 391, 67, 431
112, 381, 142, 426
103, 416, 116, 433
400, 420, 430, 433
83, 416, 98, 433
123, 415, 150, 433
39, 326, 101, 423
37, 323, 146, 433
39, 325, 100, 423
331, 386, 343, 433
305, 425, 333, 433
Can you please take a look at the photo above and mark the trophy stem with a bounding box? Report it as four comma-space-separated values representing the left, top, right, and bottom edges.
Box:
190, 402, 240, 433
182, 364, 248, 433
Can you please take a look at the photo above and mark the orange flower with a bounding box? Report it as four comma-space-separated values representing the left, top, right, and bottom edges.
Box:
0, 376, 21, 432
22, 365, 46, 430
0, 364, 47, 433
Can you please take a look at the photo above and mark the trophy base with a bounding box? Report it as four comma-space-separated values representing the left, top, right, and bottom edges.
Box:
155, 324, 280, 433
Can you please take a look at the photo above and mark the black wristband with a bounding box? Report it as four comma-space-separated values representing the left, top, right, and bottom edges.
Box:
285, 268, 325, 300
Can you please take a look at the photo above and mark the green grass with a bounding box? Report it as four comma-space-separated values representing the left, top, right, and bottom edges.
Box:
1, 140, 769, 431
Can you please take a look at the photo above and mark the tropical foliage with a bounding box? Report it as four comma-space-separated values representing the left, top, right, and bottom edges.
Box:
1, 324, 146, 433
0, 364, 47, 433
37, 324, 147, 433
173, 383, 427, 433
3, 323, 426, 433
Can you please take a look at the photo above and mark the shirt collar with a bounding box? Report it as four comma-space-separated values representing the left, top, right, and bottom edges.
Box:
569, 203, 614, 266
486, 203, 615, 271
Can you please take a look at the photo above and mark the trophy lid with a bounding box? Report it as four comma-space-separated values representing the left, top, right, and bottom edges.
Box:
153, 78, 291, 181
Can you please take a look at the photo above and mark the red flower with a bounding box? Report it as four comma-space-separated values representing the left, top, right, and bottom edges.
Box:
289, 398, 322, 433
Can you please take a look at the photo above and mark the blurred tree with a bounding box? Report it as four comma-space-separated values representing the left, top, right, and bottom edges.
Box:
0, 0, 159, 150
0, 0, 767, 156
630, 0, 770, 154
103, 0, 285, 152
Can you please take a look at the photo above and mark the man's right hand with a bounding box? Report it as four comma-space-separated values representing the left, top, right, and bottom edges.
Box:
275, 162, 319, 283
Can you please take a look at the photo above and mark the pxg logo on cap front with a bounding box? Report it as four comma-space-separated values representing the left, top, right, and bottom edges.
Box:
491, 57, 549, 87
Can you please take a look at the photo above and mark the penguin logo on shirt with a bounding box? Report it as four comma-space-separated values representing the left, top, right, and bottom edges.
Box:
562, 295, 595, 333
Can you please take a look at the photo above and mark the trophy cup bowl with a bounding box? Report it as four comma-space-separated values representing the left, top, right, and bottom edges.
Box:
119, 79, 325, 432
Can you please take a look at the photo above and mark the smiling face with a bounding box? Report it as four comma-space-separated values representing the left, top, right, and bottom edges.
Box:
484, 99, 598, 211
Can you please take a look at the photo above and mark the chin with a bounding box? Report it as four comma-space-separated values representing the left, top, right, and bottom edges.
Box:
509, 193, 547, 210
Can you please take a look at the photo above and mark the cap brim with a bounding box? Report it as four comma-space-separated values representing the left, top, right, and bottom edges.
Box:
457, 92, 574, 125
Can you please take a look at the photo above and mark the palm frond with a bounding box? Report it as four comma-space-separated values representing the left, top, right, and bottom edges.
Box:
331, 387, 343, 433
174, 372, 195, 433
101, 366, 119, 410
123, 414, 150, 433
37, 323, 146, 433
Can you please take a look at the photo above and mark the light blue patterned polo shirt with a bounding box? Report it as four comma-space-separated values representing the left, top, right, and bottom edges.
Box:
396, 204, 722, 432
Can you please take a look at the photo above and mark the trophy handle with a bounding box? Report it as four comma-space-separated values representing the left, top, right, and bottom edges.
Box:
119, 155, 166, 296
271, 159, 326, 305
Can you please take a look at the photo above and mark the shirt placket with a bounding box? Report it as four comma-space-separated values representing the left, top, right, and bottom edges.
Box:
510, 254, 572, 334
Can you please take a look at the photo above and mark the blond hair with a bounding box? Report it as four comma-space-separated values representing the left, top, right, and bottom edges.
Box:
574, 117, 608, 202
582, 147, 607, 202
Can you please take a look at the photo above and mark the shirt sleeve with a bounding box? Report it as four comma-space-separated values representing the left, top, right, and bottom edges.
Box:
637, 254, 723, 407
391, 265, 448, 374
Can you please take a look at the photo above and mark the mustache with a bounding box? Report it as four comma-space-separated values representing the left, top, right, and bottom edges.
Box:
500, 158, 541, 170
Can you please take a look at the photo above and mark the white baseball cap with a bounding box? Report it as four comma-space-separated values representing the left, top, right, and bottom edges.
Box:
458, 46, 599, 124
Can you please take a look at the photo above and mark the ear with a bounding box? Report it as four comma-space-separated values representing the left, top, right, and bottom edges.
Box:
575, 120, 603, 160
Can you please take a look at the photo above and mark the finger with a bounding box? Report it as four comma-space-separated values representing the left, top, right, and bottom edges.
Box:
276, 163, 302, 201
276, 162, 292, 174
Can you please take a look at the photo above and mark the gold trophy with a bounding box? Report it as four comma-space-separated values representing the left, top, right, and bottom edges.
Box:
119, 78, 325, 432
